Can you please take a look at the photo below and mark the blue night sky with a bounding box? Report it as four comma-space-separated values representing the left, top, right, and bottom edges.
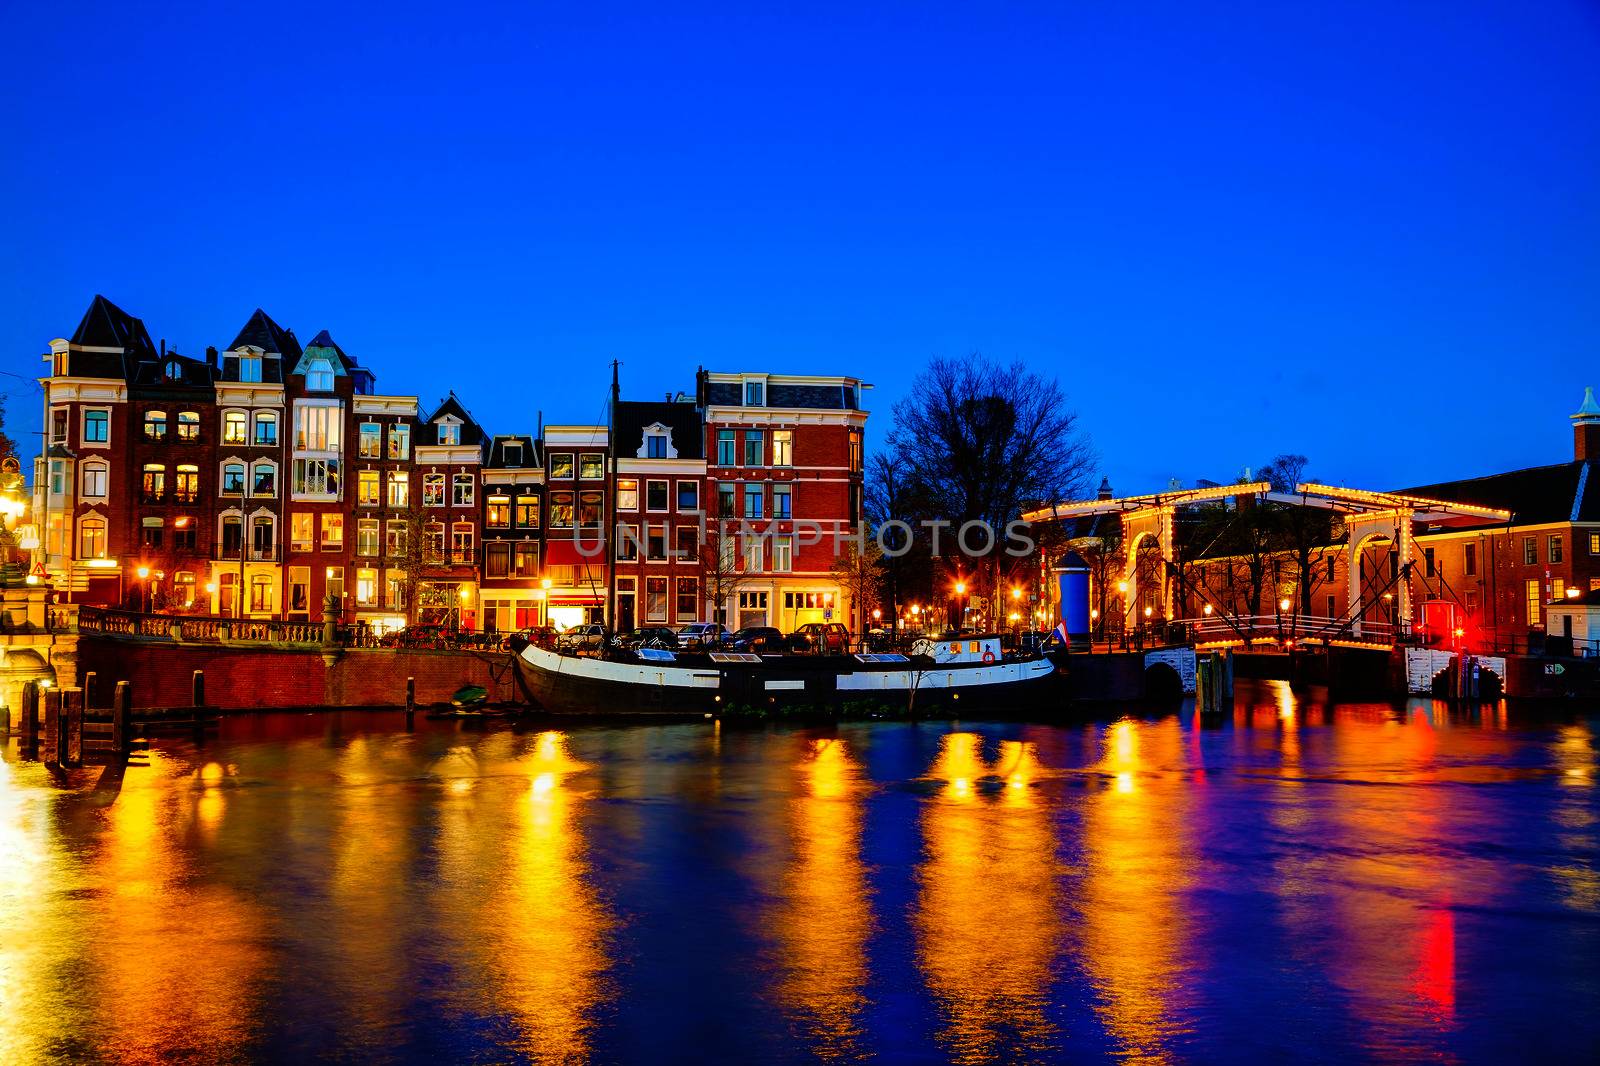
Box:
2, 1, 1597, 496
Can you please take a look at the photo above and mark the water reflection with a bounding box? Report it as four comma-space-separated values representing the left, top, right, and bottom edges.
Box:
1077, 718, 1195, 1063
768, 735, 873, 1061
915, 732, 1062, 1062
91, 752, 268, 1063
2, 694, 1597, 1063
432, 730, 612, 1060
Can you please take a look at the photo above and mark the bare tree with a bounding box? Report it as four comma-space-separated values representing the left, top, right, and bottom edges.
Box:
699, 520, 751, 627
1260, 454, 1338, 616
831, 538, 884, 642
886, 356, 1095, 631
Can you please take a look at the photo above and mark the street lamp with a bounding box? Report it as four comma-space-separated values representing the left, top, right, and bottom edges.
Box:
136, 565, 151, 613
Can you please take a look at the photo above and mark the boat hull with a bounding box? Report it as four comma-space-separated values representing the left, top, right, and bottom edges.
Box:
509, 640, 1068, 716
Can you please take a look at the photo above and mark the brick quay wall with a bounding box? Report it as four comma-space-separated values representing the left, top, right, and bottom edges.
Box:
76, 637, 521, 710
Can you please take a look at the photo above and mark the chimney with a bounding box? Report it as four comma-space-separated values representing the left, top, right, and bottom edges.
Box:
1097, 477, 1113, 501
206, 345, 218, 370
1574, 387, 1600, 461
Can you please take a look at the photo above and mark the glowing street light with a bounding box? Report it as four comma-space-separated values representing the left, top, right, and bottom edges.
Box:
1279, 597, 1292, 612
1010, 587, 1022, 601
1203, 604, 1213, 616
954, 581, 967, 596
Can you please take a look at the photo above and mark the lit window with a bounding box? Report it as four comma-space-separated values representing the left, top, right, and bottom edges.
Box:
221, 462, 245, 495
224, 411, 248, 444
388, 470, 409, 508
452, 473, 475, 507
487, 495, 510, 528
305, 358, 335, 392
438, 422, 461, 446
423, 473, 445, 507
358, 469, 380, 506
773, 535, 793, 572
358, 423, 381, 458
357, 519, 380, 557
549, 492, 574, 528
618, 478, 639, 510
772, 430, 792, 467
320, 513, 343, 549
549, 453, 574, 479
292, 459, 340, 497
516, 495, 539, 528
143, 410, 167, 440
388, 424, 410, 459
579, 453, 605, 479
579, 491, 602, 528
81, 461, 108, 499
291, 513, 314, 552
78, 516, 106, 559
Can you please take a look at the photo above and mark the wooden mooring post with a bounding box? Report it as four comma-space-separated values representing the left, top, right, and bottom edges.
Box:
42, 687, 62, 765
63, 688, 84, 768
112, 681, 131, 759
19, 680, 39, 759
192, 670, 205, 708
405, 676, 416, 730
82, 671, 98, 713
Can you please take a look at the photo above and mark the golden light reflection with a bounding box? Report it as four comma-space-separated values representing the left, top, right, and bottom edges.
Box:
89, 751, 267, 1060
769, 736, 873, 1061
1551, 723, 1598, 912
433, 730, 613, 1060
1078, 718, 1194, 1063
916, 732, 1061, 1061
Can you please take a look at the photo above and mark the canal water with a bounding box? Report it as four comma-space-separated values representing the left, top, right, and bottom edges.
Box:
2, 682, 1597, 1064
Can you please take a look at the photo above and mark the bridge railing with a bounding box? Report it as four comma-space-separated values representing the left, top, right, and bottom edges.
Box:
1180, 613, 1403, 646
77, 606, 327, 646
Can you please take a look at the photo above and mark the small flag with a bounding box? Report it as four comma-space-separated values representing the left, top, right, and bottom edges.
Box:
1054, 620, 1069, 644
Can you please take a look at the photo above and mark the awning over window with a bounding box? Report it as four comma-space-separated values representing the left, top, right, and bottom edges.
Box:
543, 538, 606, 566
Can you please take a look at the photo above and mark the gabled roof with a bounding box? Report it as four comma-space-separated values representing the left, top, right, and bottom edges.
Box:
1397, 462, 1599, 528
227, 308, 302, 360
129, 351, 217, 388
614, 400, 704, 460
487, 434, 540, 469
420, 392, 486, 448
69, 295, 157, 357
304, 329, 360, 368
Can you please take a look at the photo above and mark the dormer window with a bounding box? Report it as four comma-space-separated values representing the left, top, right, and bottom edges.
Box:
238, 353, 262, 383
165, 359, 183, 381
646, 433, 667, 459
306, 358, 334, 392
744, 380, 765, 406
505, 443, 523, 467
439, 423, 461, 446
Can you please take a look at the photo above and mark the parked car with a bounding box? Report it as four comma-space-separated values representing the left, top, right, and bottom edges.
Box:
678, 622, 732, 650
556, 623, 611, 652
624, 626, 680, 650
790, 622, 852, 655
731, 626, 786, 654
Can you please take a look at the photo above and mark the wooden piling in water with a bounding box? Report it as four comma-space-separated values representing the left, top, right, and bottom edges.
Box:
42, 688, 62, 765
82, 671, 98, 712
64, 689, 83, 768
192, 670, 205, 708
19, 680, 38, 759
112, 681, 131, 758
405, 676, 416, 729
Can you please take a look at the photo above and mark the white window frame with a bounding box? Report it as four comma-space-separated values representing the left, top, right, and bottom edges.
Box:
81, 407, 110, 448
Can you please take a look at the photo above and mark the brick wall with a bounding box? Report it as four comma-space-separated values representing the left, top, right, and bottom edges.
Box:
77, 636, 521, 710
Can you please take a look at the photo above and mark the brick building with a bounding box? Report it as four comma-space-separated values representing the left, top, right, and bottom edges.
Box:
32, 296, 875, 638
611, 398, 705, 631
539, 425, 609, 629
697, 370, 869, 631
414, 394, 487, 630
480, 434, 543, 633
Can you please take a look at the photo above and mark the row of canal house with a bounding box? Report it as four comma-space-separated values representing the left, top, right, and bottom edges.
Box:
33, 295, 869, 634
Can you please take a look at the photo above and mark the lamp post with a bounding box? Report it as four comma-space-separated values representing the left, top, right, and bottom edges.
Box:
136, 565, 151, 613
